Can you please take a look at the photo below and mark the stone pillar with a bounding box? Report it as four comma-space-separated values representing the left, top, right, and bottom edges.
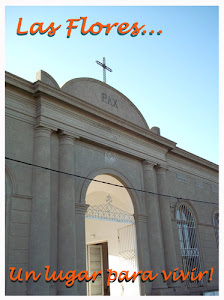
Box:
75, 203, 89, 295
156, 165, 180, 288
142, 160, 168, 292
28, 126, 52, 295
57, 133, 76, 295
134, 213, 152, 295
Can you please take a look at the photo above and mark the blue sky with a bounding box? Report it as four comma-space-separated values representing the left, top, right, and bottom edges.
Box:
5, 6, 219, 164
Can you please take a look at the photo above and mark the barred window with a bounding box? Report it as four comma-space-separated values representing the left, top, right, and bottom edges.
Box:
213, 213, 219, 248
176, 205, 203, 287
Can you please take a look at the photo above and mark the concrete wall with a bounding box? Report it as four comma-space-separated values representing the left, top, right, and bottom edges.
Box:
5, 71, 219, 295
167, 160, 219, 294
5, 115, 34, 295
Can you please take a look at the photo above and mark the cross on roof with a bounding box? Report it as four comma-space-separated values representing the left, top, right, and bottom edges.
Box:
96, 57, 112, 83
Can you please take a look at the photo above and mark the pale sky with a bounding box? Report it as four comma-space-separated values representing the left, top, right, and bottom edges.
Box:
5, 5, 219, 164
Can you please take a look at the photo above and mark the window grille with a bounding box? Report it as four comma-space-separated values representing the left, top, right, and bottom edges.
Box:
176, 205, 203, 287
213, 213, 219, 248
118, 224, 136, 260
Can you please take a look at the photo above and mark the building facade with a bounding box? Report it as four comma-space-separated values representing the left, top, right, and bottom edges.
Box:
5, 70, 219, 295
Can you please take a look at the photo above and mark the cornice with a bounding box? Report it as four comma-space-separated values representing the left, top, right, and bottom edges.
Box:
5, 71, 34, 94
36, 81, 177, 148
5, 71, 219, 172
168, 147, 218, 172
39, 98, 168, 155
167, 165, 218, 184
6, 71, 176, 150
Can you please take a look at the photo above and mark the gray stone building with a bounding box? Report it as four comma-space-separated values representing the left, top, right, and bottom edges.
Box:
5, 70, 219, 295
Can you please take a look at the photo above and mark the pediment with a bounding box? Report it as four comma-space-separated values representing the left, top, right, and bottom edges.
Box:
36, 70, 149, 129
61, 78, 149, 129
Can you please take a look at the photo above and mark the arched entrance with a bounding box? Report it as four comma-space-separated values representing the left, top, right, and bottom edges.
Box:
84, 174, 140, 296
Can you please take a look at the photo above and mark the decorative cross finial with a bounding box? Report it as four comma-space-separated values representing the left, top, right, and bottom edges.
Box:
106, 194, 112, 205
96, 57, 112, 83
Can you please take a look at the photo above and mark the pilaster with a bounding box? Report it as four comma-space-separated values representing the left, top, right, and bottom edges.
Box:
28, 126, 52, 295
142, 160, 167, 291
75, 203, 89, 295
57, 132, 76, 295
156, 164, 180, 288
134, 213, 152, 295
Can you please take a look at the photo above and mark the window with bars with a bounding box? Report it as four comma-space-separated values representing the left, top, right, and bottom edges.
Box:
176, 205, 203, 287
213, 213, 219, 248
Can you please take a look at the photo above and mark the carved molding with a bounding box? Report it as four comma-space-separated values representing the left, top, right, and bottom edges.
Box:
105, 152, 117, 164
156, 164, 168, 175
75, 203, 89, 215
134, 213, 148, 223
142, 160, 156, 171
34, 126, 52, 138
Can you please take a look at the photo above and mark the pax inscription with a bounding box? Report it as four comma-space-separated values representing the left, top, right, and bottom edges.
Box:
101, 93, 118, 108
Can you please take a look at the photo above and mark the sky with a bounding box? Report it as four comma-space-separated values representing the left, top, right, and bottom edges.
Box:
5, 5, 219, 164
